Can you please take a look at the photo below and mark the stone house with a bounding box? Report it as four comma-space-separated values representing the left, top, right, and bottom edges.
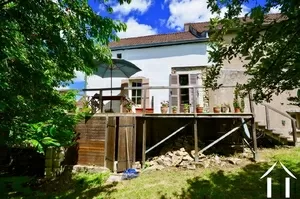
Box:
85, 13, 300, 140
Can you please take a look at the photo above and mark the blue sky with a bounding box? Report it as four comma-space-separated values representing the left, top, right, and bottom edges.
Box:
66, 0, 280, 96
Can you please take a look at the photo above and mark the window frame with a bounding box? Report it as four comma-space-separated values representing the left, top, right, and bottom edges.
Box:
129, 80, 143, 107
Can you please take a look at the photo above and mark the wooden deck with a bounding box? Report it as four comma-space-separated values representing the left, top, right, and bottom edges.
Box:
89, 112, 253, 118
72, 113, 257, 172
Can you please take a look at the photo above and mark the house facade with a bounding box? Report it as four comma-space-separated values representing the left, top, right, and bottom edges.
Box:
85, 14, 299, 137
86, 25, 211, 113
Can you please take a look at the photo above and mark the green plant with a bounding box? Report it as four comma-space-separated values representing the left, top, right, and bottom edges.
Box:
233, 86, 241, 109
240, 97, 245, 113
7, 90, 85, 154
125, 103, 132, 110
161, 101, 169, 107
196, 104, 202, 108
183, 104, 190, 109
172, 106, 177, 110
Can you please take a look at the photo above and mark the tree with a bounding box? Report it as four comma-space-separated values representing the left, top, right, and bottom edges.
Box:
205, 0, 300, 102
0, 0, 130, 148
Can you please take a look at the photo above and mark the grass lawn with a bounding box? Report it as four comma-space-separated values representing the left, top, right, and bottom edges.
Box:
2, 147, 300, 199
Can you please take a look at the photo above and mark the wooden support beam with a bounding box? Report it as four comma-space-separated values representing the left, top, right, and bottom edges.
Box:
145, 121, 192, 154
291, 119, 297, 146
142, 118, 146, 168
132, 117, 136, 164
194, 118, 198, 162
99, 90, 103, 113
243, 138, 255, 155
251, 117, 258, 161
143, 87, 146, 115
200, 119, 250, 153
265, 106, 270, 130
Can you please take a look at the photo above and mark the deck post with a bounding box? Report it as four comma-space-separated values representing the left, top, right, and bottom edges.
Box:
291, 119, 297, 146
143, 87, 146, 114
132, 117, 137, 163
99, 90, 103, 113
251, 117, 258, 161
142, 117, 147, 168
194, 118, 198, 162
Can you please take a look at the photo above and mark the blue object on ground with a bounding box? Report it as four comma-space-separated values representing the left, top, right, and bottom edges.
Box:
122, 168, 139, 180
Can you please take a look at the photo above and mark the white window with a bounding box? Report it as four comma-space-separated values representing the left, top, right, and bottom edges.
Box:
130, 81, 142, 107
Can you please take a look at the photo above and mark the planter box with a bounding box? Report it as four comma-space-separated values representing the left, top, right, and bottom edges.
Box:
135, 108, 154, 114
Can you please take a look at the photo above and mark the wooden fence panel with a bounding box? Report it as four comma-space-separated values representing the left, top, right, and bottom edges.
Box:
77, 116, 106, 166
105, 117, 116, 171
117, 116, 135, 172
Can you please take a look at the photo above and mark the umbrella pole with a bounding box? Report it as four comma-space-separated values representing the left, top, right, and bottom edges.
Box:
110, 67, 112, 112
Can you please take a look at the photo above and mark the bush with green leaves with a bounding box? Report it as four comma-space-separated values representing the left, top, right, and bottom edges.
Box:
7, 90, 87, 154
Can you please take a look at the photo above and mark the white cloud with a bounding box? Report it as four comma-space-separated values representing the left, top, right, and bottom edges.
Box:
73, 71, 85, 82
117, 18, 157, 38
159, 19, 166, 26
112, 0, 152, 16
269, 6, 281, 14
165, 0, 250, 30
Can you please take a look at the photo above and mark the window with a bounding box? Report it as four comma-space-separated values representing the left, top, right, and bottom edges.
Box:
117, 53, 122, 59
179, 74, 189, 105
131, 81, 142, 106
122, 77, 149, 108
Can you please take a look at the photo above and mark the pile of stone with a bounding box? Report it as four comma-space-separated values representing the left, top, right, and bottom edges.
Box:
141, 134, 250, 171
145, 148, 246, 171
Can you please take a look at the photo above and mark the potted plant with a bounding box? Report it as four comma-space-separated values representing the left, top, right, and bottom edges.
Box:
183, 104, 190, 113
160, 100, 169, 114
196, 104, 203, 113
221, 103, 230, 113
124, 102, 132, 113
213, 104, 221, 113
233, 88, 240, 113
221, 104, 227, 113
172, 106, 177, 114
240, 97, 245, 113
225, 103, 231, 113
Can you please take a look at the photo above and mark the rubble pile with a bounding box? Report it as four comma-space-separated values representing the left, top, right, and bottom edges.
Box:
141, 134, 251, 171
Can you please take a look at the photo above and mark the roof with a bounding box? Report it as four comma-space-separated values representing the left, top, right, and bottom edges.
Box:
109, 13, 284, 50
109, 31, 205, 49
186, 13, 284, 32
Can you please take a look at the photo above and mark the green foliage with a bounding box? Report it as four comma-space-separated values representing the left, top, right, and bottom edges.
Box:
233, 84, 245, 112
206, 0, 300, 102
183, 104, 190, 109
0, 0, 131, 149
7, 90, 87, 153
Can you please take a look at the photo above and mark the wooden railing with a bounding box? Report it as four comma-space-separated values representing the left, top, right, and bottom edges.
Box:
260, 103, 297, 146
123, 85, 244, 115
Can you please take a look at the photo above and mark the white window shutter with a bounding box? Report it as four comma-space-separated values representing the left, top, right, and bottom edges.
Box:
169, 74, 179, 110
189, 73, 198, 112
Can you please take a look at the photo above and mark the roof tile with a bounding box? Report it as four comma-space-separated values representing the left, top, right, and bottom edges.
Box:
109, 13, 284, 49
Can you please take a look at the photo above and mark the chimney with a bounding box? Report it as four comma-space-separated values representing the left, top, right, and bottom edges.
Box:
184, 23, 190, 31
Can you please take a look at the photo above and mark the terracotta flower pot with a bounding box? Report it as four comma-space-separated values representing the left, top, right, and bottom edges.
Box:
213, 107, 221, 113
234, 108, 241, 113
172, 109, 177, 114
196, 106, 203, 113
161, 106, 168, 114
